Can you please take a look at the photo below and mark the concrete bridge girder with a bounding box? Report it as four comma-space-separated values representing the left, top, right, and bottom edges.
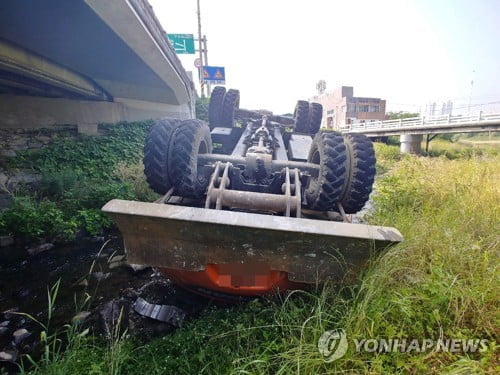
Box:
0, 39, 111, 101
0, 0, 195, 132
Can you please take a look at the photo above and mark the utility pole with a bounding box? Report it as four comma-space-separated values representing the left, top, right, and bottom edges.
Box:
196, 0, 205, 97
202, 35, 210, 96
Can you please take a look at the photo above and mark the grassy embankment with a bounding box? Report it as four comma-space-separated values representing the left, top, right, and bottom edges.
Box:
24, 141, 499, 374
0, 122, 158, 243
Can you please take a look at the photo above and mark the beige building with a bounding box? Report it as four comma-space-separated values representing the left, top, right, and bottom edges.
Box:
310, 86, 386, 130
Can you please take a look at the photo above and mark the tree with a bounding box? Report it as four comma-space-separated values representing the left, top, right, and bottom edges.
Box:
386, 111, 419, 120
195, 97, 209, 121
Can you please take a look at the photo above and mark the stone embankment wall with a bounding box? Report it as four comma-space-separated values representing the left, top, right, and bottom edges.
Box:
0, 126, 78, 209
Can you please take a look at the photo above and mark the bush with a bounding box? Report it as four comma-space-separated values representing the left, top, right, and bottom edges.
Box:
114, 162, 159, 202
195, 97, 209, 121
76, 208, 113, 236
39, 168, 84, 199
0, 196, 77, 241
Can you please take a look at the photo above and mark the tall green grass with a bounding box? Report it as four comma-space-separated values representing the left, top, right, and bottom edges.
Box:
425, 139, 499, 159
30, 151, 499, 374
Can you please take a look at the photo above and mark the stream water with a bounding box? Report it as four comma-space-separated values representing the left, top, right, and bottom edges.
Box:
1, 233, 143, 327
0, 231, 210, 370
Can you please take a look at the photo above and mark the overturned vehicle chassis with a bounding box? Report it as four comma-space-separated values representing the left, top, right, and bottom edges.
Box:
103, 87, 403, 299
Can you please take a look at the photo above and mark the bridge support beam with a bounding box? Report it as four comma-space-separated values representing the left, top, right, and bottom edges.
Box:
400, 134, 423, 154
0, 95, 191, 130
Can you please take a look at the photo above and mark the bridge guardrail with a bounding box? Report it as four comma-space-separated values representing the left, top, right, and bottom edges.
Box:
340, 112, 500, 133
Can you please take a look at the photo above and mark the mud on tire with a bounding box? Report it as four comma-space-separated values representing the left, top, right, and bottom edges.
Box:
308, 102, 323, 135
219, 89, 240, 127
171, 119, 213, 198
305, 132, 347, 211
293, 100, 309, 133
143, 118, 182, 194
340, 134, 376, 214
208, 86, 226, 129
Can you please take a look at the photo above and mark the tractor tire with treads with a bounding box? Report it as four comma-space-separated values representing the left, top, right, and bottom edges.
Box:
305, 132, 347, 211
208, 86, 226, 129
308, 102, 323, 135
219, 89, 240, 127
340, 134, 376, 214
143, 118, 182, 195
171, 119, 213, 198
293, 100, 309, 133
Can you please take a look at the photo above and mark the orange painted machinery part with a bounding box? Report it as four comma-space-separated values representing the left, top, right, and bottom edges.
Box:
160, 263, 307, 298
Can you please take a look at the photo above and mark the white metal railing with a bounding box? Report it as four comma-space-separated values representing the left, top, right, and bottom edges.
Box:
340, 112, 500, 133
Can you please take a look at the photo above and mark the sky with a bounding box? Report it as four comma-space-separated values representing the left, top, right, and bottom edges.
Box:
149, 0, 500, 114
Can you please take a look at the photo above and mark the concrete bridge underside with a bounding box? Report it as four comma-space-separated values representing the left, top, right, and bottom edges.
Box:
0, 0, 194, 134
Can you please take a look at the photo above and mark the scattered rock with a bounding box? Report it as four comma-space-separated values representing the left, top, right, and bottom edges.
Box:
0, 192, 12, 210
6, 171, 42, 190
0, 327, 9, 336
129, 264, 149, 273
0, 172, 7, 186
10, 137, 27, 147
0, 236, 14, 247
1, 149, 16, 157
93, 272, 111, 281
0, 350, 17, 362
77, 279, 89, 287
109, 261, 126, 269
2, 308, 19, 319
27, 141, 43, 149
0, 320, 10, 327
12, 328, 31, 345
11, 144, 28, 152
38, 136, 51, 144
27, 243, 54, 256
71, 311, 91, 325
108, 255, 126, 269
109, 255, 126, 263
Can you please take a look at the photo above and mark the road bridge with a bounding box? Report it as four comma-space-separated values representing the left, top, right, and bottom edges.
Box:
0, 0, 194, 134
341, 113, 500, 153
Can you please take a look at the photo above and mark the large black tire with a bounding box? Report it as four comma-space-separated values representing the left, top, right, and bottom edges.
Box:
308, 102, 323, 135
294, 100, 309, 133
220, 89, 240, 127
143, 118, 182, 195
171, 119, 213, 198
208, 86, 226, 129
340, 134, 376, 214
305, 133, 347, 211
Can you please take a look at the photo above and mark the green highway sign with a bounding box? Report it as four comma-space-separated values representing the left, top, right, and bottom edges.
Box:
167, 34, 195, 54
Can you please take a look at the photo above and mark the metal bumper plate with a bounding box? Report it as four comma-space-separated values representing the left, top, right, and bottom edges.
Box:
102, 199, 403, 284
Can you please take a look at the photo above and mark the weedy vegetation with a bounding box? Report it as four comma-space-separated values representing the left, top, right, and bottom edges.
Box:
21, 139, 499, 374
0, 121, 156, 242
